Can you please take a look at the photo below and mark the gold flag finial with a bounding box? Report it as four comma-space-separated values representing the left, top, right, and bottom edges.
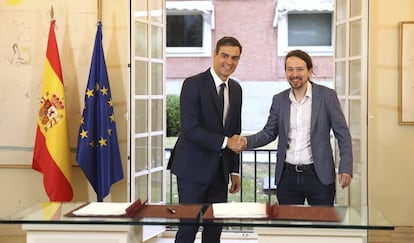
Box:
97, 0, 102, 22
50, 6, 54, 20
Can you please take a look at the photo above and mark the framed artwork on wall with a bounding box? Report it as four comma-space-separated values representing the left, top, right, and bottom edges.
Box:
399, 21, 414, 125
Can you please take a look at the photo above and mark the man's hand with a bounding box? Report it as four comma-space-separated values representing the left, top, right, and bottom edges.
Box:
227, 135, 246, 154
338, 173, 352, 189
229, 174, 241, 194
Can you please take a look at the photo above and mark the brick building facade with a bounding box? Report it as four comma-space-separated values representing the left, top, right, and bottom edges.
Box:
166, 0, 334, 82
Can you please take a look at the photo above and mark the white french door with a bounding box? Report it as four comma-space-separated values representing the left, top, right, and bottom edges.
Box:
130, 0, 166, 239
334, 0, 368, 208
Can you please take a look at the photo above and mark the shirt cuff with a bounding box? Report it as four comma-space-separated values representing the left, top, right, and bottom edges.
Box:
222, 136, 228, 149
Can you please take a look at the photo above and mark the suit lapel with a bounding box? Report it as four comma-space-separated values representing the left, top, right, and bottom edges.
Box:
310, 83, 321, 132
282, 91, 291, 138
224, 80, 236, 130
205, 70, 223, 123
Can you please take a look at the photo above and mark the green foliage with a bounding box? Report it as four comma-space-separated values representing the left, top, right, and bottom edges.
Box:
166, 94, 180, 137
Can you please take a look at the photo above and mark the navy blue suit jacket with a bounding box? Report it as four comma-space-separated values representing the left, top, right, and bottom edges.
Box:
246, 82, 353, 185
169, 69, 242, 184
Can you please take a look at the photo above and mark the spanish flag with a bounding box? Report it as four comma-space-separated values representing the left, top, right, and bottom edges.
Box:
32, 20, 73, 202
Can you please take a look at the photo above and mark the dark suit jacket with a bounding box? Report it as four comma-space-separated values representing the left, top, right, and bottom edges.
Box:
169, 69, 242, 184
246, 82, 353, 185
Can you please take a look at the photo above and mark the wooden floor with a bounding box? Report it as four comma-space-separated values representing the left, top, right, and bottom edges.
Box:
1, 224, 414, 243
368, 227, 414, 243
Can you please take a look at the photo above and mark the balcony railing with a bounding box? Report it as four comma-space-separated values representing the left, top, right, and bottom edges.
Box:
166, 148, 278, 205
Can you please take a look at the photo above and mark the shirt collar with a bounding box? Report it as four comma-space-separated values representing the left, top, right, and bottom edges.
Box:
289, 81, 313, 102
210, 68, 229, 88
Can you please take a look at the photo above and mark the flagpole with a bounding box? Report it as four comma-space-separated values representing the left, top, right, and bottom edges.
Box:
50, 5, 54, 20
97, 0, 102, 22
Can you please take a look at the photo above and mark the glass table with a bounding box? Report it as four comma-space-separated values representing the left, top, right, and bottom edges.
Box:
1, 202, 393, 243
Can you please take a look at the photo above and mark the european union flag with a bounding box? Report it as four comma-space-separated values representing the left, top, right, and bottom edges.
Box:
76, 22, 123, 202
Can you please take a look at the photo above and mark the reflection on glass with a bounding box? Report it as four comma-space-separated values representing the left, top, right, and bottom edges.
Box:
135, 174, 148, 201
151, 62, 163, 95
350, 20, 361, 56
135, 22, 148, 57
152, 25, 163, 59
135, 100, 148, 133
349, 59, 361, 96
349, 99, 361, 136
350, 0, 362, 17
151, 170, 163, 202
336, 0, 347, 21
335, 24, 346, 58
135, 137, 148, 171
151, 135, 163, 168
135, 61, 148, 95
134, 0, 148, 20
335, 61, 346, 95
151, 0, 163, 24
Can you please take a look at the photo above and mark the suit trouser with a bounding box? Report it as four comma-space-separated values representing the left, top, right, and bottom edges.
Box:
175, 166, 227, 243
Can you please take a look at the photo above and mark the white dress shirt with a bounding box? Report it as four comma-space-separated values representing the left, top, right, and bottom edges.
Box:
285, 82, 313, 165
210, 68, 229, 148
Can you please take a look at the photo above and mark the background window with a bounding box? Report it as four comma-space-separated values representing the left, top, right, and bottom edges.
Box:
167, 14, 203, 47
278, 11, 333, 56
166, 1, 214, 57
287, 13, 332, 46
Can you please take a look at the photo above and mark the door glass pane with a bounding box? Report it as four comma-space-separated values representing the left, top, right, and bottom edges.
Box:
350, 177, 361, 209
349, 99, 361, 136
335, 61, 346, 95
134, 0, 148, 21
135, 137, 148, 171
151, 99, 163, 132
350, 0, 362, 17
151, 0, 163, 23
135, 100, 148, 133
349, 59, 361, 95
336, 0, 346, 21
335, 178, 347, 205
135, 174, 148, 201
135, 61, 148, 95
167, 170, 178, 203
151, 170, 163, 202
352, 139, 361, 175
151, 62, 163, 95
335, 23, 346, 58
151, 135, 163, 168
152, 25, 163, 59
135, 22, 148, 57
350, 20, 361, 56
339, 99, 346, 114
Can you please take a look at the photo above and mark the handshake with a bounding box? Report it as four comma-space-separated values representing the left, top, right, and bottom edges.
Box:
227, 135, 247, 154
